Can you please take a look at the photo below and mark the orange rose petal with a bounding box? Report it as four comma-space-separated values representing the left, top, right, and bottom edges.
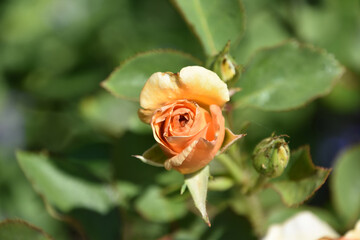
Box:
169, 103, 197, 136
138, 108, 153, 123
139, 66, 229, 123
187, 107, 210, 136
166, 124, 209, 153
170, 105, 225, 174
152, 100, 211, 155
171, 138, 216, 174
151, 106, 176, 155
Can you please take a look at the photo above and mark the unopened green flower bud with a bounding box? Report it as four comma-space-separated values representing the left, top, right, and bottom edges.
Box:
208, 41, 241, 83
252, 135, 290, 178
219, 55, 237, 82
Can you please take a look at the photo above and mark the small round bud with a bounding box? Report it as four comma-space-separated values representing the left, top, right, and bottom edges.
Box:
220, 55, 237, 82
252, 135, 290, 178
207, 41, 240, 83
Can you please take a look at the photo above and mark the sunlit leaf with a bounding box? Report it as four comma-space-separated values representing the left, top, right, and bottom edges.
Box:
233, 40, 344, 110
172, 0, 245, 56
294, 0, 360, 73
232, 10, 289, 64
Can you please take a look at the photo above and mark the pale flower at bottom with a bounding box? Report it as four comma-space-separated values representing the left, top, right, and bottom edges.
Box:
263, 211, 360, 240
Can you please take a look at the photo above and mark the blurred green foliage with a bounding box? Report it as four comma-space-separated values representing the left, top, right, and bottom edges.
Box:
0, 0, 359, 239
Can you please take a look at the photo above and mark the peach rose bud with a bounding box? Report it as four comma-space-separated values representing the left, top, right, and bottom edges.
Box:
136, 66, 230, 174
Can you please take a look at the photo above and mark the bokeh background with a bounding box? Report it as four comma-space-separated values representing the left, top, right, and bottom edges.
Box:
0, 0, 359, 239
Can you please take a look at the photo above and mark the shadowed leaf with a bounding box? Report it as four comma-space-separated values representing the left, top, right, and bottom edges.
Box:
0, 219, 53, 240
269, 146, 331, 207
331, 144, 360, 228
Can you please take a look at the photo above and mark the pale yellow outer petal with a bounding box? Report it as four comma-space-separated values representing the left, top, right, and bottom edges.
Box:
343, 220, 360, 239
263, 212, 339, 240
139, 66, 229, 122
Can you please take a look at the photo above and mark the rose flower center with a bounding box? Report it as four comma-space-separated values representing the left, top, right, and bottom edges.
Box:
178, 114, 188, 127
169, 105, 196, 136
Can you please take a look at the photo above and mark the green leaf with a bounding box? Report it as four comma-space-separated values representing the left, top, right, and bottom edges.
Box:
24, 71, 103, 101
102, 50, 201, 101
135, 186, 187, 223
201, 209, 256, 240
269, 146, 331, 207
294, 0, 360, 73
0, 219, 53, 240
322, 76, 360, 114
156, 170, 184, 187
172, 0, 245, 56
233, 40, 344, 110
80, 92, 150, 136
133, 144, 168, 167
113, 181, 140, 209
16, 151, 115, 214
331, 144, 360, 227
208, 176, 234, 191
232, 10, 290, 64
184, 165, 211, 226
0, 77, 8, 112
0, 155, 69, 240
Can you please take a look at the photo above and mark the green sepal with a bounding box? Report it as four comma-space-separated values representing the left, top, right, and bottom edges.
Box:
185, 165, 211, 226
219, 128, 246, 154
133, 144, 168, 167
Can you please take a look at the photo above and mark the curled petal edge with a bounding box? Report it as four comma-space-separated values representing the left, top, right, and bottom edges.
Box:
139, 66, 229, 123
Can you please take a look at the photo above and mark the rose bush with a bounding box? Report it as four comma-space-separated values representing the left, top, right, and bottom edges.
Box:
138, 66, 229, 174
